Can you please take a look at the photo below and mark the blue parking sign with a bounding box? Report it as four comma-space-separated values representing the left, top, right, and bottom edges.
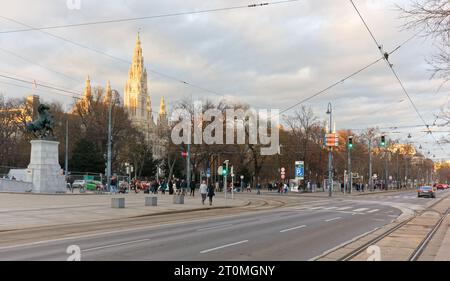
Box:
295, 161, 304, 180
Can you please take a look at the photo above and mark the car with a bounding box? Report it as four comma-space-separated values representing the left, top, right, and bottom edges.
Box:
434, 183, 449, 190
72, 180, 86, 189
418, 186, 436, 198
85, 180, 104, 191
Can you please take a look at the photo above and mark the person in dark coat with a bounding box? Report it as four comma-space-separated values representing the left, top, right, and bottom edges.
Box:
207, 184, 215, 206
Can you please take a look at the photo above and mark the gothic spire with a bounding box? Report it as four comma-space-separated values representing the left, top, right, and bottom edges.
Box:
104, 80, 112, 103
159, 96, 166, 116
84, 75, 91, 98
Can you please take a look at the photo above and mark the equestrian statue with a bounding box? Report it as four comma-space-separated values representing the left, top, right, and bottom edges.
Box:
26, 104, 55, 139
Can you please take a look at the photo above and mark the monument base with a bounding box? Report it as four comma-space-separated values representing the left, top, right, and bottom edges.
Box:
27, 140, 66, 193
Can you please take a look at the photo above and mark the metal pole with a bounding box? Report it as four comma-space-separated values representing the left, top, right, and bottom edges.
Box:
385, 149, 388, 190
65, 118, 69, 177
349, 146, 352, 194
224, 161, 229, 200
107, 98, 113, 193
187, 143, 190, 194
369, 138, 373, 192
327, 103, 333, 197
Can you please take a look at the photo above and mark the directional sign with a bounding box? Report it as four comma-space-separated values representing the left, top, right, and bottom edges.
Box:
295, 161, 304, 180
324, 133, 339, 147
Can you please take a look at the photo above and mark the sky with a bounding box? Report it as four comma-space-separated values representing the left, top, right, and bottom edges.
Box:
0, 0, 449, 159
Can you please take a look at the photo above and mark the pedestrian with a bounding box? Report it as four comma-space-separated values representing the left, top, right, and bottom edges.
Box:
200, 180, 208, 205
110, 176, 117, 194
247, 183, 252, 192
181, 179, 187, 195
207, 184, 215, 206
168, 179, 174, 195
256, 183, 261, 195
190, 180, 196, 197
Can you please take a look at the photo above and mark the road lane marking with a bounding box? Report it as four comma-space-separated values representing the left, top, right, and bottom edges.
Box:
352, 208, 369, 212
367, 209, 379, 213
308, 207, 323, 210
196, 224, 234, 232
200, 240, 248, 254
280, 225, 307, 233
323, 207, 338, 210
84, 239, 151, 252
336, 207, 352, 211
325, 217, 341, 222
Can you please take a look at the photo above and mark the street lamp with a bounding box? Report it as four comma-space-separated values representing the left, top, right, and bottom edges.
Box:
326, 102, 333, 197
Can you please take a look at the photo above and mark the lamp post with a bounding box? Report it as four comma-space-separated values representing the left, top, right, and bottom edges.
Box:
326, 103, 333, 197
106, 90, 118, 193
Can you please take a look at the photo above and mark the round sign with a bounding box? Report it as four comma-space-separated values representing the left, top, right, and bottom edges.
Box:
281, 167, 286, 172
281, 175, 286, 180
240, 175, 244, 179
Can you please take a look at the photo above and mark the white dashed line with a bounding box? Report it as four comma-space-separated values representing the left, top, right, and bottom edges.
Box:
336, 207, 352, 211
353, 208, 369, 212
325, 217, 342, 222
280, 225, 307, 233
367, 209, 379, 213
200, 240, 249, 254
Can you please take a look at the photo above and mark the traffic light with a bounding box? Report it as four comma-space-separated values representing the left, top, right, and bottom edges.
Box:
381, 135, 386, 147
222, 162, 228, 176
348, 136, 353, 149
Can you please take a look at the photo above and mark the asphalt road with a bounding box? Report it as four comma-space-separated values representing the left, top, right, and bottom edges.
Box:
1, 189, 448, 261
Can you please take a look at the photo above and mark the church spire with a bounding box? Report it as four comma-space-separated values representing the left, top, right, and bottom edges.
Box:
84, 75, 91, 98
159, 96, 166, 116
104, 80, 112, 103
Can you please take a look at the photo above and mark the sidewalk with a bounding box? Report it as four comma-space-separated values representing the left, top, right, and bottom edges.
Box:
0, 193, 247, 231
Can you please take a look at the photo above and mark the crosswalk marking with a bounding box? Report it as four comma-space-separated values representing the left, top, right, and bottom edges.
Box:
353, 208, 369, 212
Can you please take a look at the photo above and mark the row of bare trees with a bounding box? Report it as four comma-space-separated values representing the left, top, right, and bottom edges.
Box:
0, 92, 442, 186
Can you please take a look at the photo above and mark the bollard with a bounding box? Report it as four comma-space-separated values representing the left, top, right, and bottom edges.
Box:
111, 197, 125, 208
145, 196, 158, 206
173, 195, 185, 204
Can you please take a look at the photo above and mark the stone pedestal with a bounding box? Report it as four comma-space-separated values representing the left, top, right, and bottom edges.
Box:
27, 140, 66, 193
173, 195, 185, 204
145, 196, 158, 206
111, 198, 125, 208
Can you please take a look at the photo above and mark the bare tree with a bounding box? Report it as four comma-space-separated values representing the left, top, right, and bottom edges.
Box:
399, 0, 450, 80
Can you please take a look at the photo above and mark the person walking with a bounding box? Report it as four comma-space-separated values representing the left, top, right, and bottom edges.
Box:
200, 180, 208, 205
168, 179, 174, 195
256, 183, 261, 195
190, 180, 196, 197
207, 184, 215, 206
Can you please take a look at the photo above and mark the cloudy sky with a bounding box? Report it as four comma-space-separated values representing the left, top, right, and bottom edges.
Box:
0, 0, 449, 158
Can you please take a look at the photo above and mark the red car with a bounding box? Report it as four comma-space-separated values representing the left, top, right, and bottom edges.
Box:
435, 183, 449, 190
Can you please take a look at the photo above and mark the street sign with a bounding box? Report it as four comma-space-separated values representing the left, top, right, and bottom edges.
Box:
324, 133, 339, 147
181, 152, 188, 157
281, 167, 286, 172
281, 174, 286, 180
218, 166, 223, 175
206, 168, 211, 178
295, 161, 304, 180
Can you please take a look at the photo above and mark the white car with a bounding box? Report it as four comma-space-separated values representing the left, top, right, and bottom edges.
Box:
72, 180, 86, 189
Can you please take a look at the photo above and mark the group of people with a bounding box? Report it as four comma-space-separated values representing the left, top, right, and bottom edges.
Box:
129, 178, 217, 205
